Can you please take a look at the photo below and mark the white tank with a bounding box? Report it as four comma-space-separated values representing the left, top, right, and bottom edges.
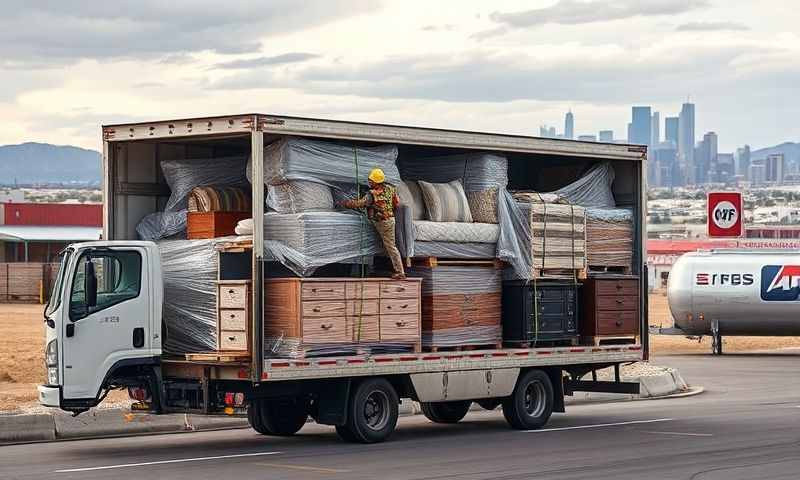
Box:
668, 249, 800, 336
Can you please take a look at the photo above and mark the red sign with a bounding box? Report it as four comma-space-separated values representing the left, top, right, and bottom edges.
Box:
707, 192, 743, 237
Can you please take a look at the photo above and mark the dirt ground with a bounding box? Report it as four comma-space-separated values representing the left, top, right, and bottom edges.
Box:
2, 297, 799, 412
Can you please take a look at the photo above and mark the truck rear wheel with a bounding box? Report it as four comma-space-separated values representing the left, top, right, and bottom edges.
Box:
338, 377, 399, 443
421, 401, 472, 423
502, 369, 554, 430
249, 398, 308, 436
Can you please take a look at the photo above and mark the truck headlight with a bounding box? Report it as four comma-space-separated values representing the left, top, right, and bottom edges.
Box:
46, 340, 58, 385
46, 339, 58, 367
47, 367, 59, 386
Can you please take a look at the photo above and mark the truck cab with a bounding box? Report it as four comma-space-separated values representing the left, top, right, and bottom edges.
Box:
38, 241, 163, 414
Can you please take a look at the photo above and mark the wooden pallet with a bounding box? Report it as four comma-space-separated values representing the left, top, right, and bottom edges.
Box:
425, 342, 503, 352
184, 351, 251, 362
588, 265, 633, 275
407, 257, 505, 269
216, 239, 253, 253
504, 338, 579, 349
584, 335, 640, 347
529, 267, 587, 280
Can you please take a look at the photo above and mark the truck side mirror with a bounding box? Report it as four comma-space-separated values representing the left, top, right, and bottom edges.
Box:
85, 260, 98, 308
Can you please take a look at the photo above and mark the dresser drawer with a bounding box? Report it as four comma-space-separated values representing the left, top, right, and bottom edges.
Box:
219, 309, 247, 331
218, 284, 249, 309
380, 281, 419, 298
302, 317, 348, 343
219, 331, 248, 350
380, 314, 420, 341
346, 299, 380, 316
595, 310, 639, 336
346, 282, 380, 300
302, 301, 346, 317
595, 279, 639, 297
347, 315, 380, 342
302, 282, 345, 300
595, 295, 639, 311
381, 297, 419, 315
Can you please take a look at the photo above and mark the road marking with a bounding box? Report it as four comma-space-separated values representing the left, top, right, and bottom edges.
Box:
54, 451, 281, 473
643, 431, 713, 437
253, 462, 351, 474
523, 418, 673, 433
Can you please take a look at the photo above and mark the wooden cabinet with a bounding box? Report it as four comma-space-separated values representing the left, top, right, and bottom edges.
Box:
264, 278, 421, 355
581, 276, 640, 345
215, 280, 250, 352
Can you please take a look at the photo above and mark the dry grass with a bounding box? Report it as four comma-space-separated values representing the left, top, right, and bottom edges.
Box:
1, 295, 798, 411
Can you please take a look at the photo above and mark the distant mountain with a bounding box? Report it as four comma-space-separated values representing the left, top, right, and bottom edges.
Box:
0, 142, 101, 185
751, 142, 800, 166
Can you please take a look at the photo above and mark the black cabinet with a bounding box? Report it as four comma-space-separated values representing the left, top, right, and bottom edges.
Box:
502, 281, 579, 345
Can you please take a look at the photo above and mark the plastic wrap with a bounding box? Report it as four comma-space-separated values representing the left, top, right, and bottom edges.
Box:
550, 162, 616, 208
137, 156, 249, 240
586, 207, 634, 269
407, 265, 502, 347
265, 338, 414, 359
261, 211, 382, 276
158, 238, 223, 354
249, 137, 401, 187
267, 181, 334, 213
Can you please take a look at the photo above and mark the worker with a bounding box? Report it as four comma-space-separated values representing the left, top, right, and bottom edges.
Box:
337, 168, 406, 279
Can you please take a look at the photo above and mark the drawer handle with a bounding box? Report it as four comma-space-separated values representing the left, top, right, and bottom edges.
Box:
394, 287, 406, 292
615, 320, 623, 327
321, 323, 333, 330
229, 314, 236, 318
616, 299, 624, 304
395, 320, 407, 327
227, 336, 236, 341
313, 307, 321, 313
312, 288, 335, 293
615, 284, 623, 289
228, 289, 235, 294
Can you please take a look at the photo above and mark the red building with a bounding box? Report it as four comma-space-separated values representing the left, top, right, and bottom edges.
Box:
0, 202, 102, 262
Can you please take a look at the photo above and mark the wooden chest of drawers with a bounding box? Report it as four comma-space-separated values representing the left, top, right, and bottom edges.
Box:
264, 278, 422, 355
216, 280, 251, 351
581, 276, 640, 344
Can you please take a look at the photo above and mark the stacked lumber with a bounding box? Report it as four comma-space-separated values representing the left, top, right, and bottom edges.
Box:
512, 193, 587, 279
586, 208, 633, 272
407, 265, 502, 349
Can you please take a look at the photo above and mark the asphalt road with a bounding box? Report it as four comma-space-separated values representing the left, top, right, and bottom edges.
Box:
2, 352, 799, 480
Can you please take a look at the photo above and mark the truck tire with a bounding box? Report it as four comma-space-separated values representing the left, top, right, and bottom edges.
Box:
502, 369, 554, 430
340, 377, 399, 443
247, 400, 272, 435
259, 398, 309, 436
421, 401, 472, 423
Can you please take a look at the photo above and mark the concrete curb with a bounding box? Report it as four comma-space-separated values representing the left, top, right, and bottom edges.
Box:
0, 413, 56, 443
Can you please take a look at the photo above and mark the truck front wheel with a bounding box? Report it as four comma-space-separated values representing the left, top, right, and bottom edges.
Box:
337, 377, 399, 443
421, 401, 472, 423
502, 369, 554, 430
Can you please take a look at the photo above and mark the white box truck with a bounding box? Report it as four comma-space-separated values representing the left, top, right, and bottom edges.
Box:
39, 114, 648, 443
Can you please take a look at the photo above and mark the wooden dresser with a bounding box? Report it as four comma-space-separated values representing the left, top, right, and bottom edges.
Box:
216, 280, 251, 351
581, 276, 640, 345
264, 277, 422, 354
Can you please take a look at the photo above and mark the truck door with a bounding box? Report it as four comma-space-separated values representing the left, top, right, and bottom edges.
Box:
62, 247, 151, 400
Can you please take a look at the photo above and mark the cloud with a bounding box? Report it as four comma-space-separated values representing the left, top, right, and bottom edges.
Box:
421, 24, 456, 32
214, 53, 320, 70
676, 21, 750, 31
489, 0, 709, 28
0, 1, 378, 67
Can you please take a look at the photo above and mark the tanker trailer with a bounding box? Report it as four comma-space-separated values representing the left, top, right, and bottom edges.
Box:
665, 249, 800, 354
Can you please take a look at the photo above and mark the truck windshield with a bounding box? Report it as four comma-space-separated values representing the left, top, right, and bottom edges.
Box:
45, 249, 72, 317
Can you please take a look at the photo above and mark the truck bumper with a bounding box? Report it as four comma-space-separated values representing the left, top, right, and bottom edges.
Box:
38, 385, 60, 407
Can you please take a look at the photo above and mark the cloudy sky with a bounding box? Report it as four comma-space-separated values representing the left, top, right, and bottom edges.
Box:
1, 0, 797, 152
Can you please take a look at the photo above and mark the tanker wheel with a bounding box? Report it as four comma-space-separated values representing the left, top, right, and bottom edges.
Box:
502, 369, 554, 430
421, 400, 472, 424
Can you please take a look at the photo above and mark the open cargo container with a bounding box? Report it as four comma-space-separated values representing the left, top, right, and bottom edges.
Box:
40, 114, 648, 443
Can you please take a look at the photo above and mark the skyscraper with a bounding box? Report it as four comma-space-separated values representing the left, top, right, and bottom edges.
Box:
665, 116, 679, 147
678, 102, 695, 184
766, 154, 785, 184
650, 111, 660, 146
735, 145, 751, 180
564, 110, 574, 140
598, 130, 614, 142
630, 106, 652, 146
694, 131, 718, 184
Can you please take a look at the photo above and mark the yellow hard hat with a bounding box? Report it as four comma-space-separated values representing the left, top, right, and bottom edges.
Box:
368, 168, 385, 183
